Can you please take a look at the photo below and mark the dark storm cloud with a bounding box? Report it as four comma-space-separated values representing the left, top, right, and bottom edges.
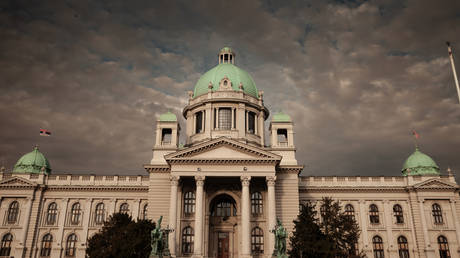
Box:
0, 0, 459, 178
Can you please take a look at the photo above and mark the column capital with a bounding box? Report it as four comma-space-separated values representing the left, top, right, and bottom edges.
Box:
266, 176, 277, 186
195, 176, 205, 186
240, 176, 251, 186
170, 176, 180, 186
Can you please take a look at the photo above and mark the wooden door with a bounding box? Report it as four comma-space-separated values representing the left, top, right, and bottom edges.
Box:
217, 232, 229, 258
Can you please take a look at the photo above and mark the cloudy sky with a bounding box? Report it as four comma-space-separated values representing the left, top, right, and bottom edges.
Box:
1, 0, 459, 177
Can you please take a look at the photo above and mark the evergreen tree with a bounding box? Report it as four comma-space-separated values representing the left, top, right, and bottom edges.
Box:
289, 198, 364, 258
86, 213, 155, 258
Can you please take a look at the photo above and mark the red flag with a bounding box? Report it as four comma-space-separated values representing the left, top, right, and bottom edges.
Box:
412, 130, 419, 139
40, 129, 51, 136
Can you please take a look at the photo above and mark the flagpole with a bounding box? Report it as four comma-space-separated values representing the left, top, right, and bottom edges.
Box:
446, 42, 460, 104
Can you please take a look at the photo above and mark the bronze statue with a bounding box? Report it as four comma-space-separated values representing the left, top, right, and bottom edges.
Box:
150, 216, 164, 257
273, 218, 287, 258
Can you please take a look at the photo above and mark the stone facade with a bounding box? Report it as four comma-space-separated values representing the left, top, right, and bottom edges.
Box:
0, 48, 459, 258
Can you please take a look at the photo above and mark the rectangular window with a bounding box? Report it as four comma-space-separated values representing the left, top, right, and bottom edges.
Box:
218, 108, 232, 130
247, 112, 255, 133
162, 128, 172, 144
277, 129, 288, 146
195, 112, 203, 133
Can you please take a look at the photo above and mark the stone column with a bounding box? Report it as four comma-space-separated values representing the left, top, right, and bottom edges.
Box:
266, 176, 277, 254
21, 197, 34, 246
418, 200, 433, 252
383, 200, 394, 256
241, 176, 251, 257
194, 176, 205, 257
358, 200, 369, 252
169, 176, 180, 256
82, 199, 93, 242
449, 199, 460, 245
57, 198, 69, 255
231, 108, 235, 129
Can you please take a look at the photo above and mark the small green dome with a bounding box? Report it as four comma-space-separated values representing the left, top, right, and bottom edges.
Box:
219, 47, 233, 53
402, 147, 439, 176
193, 64, 258, 98
159, 111, 177, 122
13, 146, 51, 174
272, 112, 291, 122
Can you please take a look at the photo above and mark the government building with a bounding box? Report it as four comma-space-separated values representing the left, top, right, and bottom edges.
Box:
1, 48, 460, 258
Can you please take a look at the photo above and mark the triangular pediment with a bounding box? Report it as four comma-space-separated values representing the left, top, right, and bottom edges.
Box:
0, 176, 37, 187
413, 178, 458, 190
165, 137, 281, 162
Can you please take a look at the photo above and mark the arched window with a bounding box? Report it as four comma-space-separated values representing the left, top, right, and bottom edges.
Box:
119, 203, 129, 214
211, 195, 237, 217
372, 235, 384, 258
46, 202, 58, 225
438, 235, 451, 258
184, 192, 195, 214
40, 233, 53, 257
95, 203, 105, 225
432, 203, 443, 224
393, 204, 404, 224
251, 192, 263, 215
345, 204, 355, 220
70, 203, 81, 225
0, 233, 13, 256
142, 204, 148, 220
397, 236, 409, 258
369, 204, 380, 224
65, 234, 77, 257
7, 201, 19, 224
251, 227, 264, 254
182, 226, 194, 254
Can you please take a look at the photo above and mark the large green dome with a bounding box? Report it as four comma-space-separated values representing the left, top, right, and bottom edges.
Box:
13, 146, 51, 174
193, 63, 259, 98
402, 147, 439, 176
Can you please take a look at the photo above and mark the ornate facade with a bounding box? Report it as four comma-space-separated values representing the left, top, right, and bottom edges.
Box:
1, 48, 459, 258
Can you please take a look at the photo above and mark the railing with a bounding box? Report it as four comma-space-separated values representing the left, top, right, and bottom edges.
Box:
2, 210, 21, 226
64, 211, 84, 227
40, 212, 60, 227
89, 212, 109, 227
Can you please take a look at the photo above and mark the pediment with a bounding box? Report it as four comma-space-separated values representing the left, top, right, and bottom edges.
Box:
165, 137, 281, 162
413, 178, 458, 190
0, 176, 37, 187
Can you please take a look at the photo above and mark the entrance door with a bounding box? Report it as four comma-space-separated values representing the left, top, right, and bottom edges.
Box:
217, 232, 229, 258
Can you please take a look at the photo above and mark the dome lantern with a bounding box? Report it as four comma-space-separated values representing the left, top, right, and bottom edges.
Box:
219, 47, 235, 64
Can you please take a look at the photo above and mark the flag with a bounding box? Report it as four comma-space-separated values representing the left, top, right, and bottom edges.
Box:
412, 130, 419, 139
40, 129, 51, 136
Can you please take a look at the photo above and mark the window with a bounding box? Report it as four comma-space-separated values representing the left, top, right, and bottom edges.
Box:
251, 227, 264, 254
247, 111, 255, 133
182, 226, 194, 254
184, 192, 195, 214
211, 195, 236, 217
46, 202, 58, 225
40, 233, 53, 257
161, 128, 172, 145
369, 204, 380, 224
397, 236, 409, 258
7, 201, 19, 224
0, 233, 12, 256
251, 192, 263, 215
218, 108, 232, 130
65, 234, 77, 257
393, 204, 404, 224
142, 204, 148, 220
119, 203, 129, 214
372, 235, 384, 258
95, 203, 105, 225
345, 204, 355, 221
438, 235, 451, 258
195, 111, 203, 133
432, 203, 443, 224
70, 203, 81, 225
277, 129, 288, 145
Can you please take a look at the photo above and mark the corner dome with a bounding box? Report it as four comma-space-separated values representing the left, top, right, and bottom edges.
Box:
272, 112, 291, 122
13, 146, 51, 174
193, 48, 259, 98
402, 147, 439, 176
159, 111, 177, 122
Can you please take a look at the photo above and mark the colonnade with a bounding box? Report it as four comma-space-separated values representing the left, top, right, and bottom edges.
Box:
168, 175, 277, 257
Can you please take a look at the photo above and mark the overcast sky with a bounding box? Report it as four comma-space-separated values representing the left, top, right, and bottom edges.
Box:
1, 0, 459, 177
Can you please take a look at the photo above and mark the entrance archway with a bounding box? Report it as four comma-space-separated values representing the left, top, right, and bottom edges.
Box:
208, 194, 238, 258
